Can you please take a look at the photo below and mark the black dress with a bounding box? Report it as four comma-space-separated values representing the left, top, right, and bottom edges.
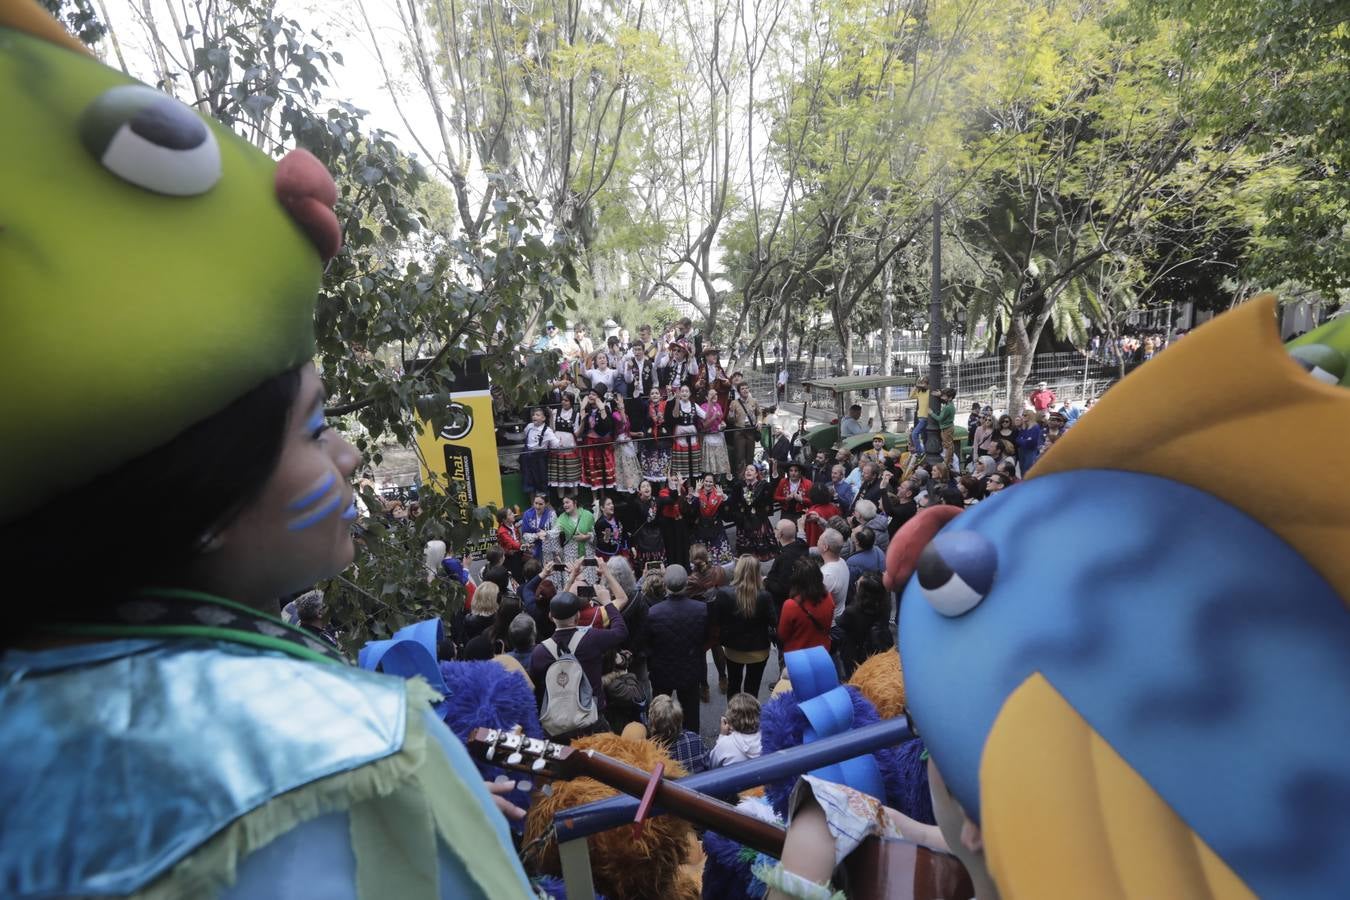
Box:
729, 479, 777, 560
621, 495, 666, 568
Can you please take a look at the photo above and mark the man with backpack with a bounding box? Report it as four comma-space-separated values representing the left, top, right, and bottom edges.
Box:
529, 560, 629, 739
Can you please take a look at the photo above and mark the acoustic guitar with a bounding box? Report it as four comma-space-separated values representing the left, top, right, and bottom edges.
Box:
468, 727, 974, 900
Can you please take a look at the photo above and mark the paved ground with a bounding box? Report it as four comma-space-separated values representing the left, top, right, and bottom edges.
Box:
695, 647, 785, 747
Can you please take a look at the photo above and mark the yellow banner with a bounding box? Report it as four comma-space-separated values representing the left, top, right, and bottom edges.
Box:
416, 389, 502, 558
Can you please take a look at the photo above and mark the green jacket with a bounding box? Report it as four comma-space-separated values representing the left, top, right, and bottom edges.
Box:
934, 401, 956, 430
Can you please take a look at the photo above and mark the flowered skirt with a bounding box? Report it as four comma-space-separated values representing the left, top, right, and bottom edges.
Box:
701, 431, 732, 476
736, 515, 777, 561
579, 435, 616, 490
614, 440, 643, 493
670, 435, 702, 480
694, 519, 733, 565
548, 432, 581, 488
640, 441, 670, 482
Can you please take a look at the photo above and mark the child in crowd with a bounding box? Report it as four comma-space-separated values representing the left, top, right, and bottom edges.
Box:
709, 692, 762, 768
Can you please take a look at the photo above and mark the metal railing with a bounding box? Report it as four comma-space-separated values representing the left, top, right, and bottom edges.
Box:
551, 717, 915, 896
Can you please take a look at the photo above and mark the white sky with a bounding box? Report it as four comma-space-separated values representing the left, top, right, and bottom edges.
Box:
100, 0, 443, 164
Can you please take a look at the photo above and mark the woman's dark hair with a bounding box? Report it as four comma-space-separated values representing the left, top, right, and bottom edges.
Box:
959, 475, 985, 501
790, 558, 827, 606
807, 483, 832, 506
854, 572, 888, 619
3, 367, 302, 618
491, 598, 523, 649
942, 487, 965, 508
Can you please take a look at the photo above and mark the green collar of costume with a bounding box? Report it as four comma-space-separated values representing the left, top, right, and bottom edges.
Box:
38, 587, 347, 665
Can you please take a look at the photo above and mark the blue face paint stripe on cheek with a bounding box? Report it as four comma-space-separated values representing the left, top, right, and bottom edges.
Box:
288, 472, 337, 512
288, 492, 344, 531
341, 499, 359, 521
306, 407, 326, 433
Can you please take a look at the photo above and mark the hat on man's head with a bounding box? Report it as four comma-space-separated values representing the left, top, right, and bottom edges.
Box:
550, 591, 582, 620
787, 461, 805, 474
873, 433, 887, 441
1, 0, 338, 523
1038, 381, 1049, 389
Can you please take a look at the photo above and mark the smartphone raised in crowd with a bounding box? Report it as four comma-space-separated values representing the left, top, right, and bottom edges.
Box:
577, 584, 596, 601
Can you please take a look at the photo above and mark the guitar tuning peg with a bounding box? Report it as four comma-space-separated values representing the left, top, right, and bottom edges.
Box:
485, 745, 496, 762
507, 752, 524, 766
532, 757, 547, 773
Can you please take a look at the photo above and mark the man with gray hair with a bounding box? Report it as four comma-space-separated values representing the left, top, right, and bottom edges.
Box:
295, 590, 339, 650
507, 613, 537, 674
764, 517, 808, 614
846, 498, 890, 555
817, 528, 850, 623
645, 564, 711, 732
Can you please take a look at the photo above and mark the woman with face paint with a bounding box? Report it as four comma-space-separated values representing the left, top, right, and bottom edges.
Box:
0, 13, 532, 897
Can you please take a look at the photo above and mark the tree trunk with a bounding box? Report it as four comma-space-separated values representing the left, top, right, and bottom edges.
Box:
138, 0, 175, 97
93, 0, 130, 74
878, 262, 894, 426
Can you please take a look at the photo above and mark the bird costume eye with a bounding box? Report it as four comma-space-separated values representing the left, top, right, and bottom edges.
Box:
1287, 343, 1346, 386
917, 531, 998, 617
79, 85, 221, 196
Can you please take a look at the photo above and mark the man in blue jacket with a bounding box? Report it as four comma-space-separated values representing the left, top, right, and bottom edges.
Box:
646, 565, 711, 733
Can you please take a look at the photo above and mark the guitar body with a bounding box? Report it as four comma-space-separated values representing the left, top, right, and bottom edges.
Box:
845, 835, 974, 900
468, 727, 973, 900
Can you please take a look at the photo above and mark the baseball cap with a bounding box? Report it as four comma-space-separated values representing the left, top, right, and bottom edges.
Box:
550, 591, 582, 619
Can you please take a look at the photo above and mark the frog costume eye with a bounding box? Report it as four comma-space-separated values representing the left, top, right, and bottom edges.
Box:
79, 84, 221, 196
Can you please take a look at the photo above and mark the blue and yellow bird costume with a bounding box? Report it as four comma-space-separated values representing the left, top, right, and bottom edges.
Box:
896, 294, 1350, 898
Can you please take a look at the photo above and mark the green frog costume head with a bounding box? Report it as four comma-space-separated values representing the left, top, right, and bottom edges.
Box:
0, 0, 340, 524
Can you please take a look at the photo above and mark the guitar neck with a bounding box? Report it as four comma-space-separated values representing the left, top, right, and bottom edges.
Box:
578, 750, 786, 857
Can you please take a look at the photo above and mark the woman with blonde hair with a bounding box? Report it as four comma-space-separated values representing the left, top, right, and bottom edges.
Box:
714, 555, 774, 699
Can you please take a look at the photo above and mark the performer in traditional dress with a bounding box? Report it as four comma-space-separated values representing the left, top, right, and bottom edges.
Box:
611, 399, 643, 493
692, 475, 734, 565
700, 386, 733, 481
557, 494, 596, 563
656, 476, 695, 569
519, 406, 556, 497
729, 464, 778, 560
638, 386, 670, 484
666, 384, 704, 481
593, 496, 629, 561
577, 389, 616, 491
520, 492, 562, 563
547, 392, 582, 491
622, 480, 666, 569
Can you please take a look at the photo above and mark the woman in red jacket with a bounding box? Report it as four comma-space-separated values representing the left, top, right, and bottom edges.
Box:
777, 558, 835, 653
800, 482, 840, 548
496, 506, 525, 583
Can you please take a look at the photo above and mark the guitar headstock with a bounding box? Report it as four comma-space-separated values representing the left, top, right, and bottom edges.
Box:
467, 727, 581, 779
